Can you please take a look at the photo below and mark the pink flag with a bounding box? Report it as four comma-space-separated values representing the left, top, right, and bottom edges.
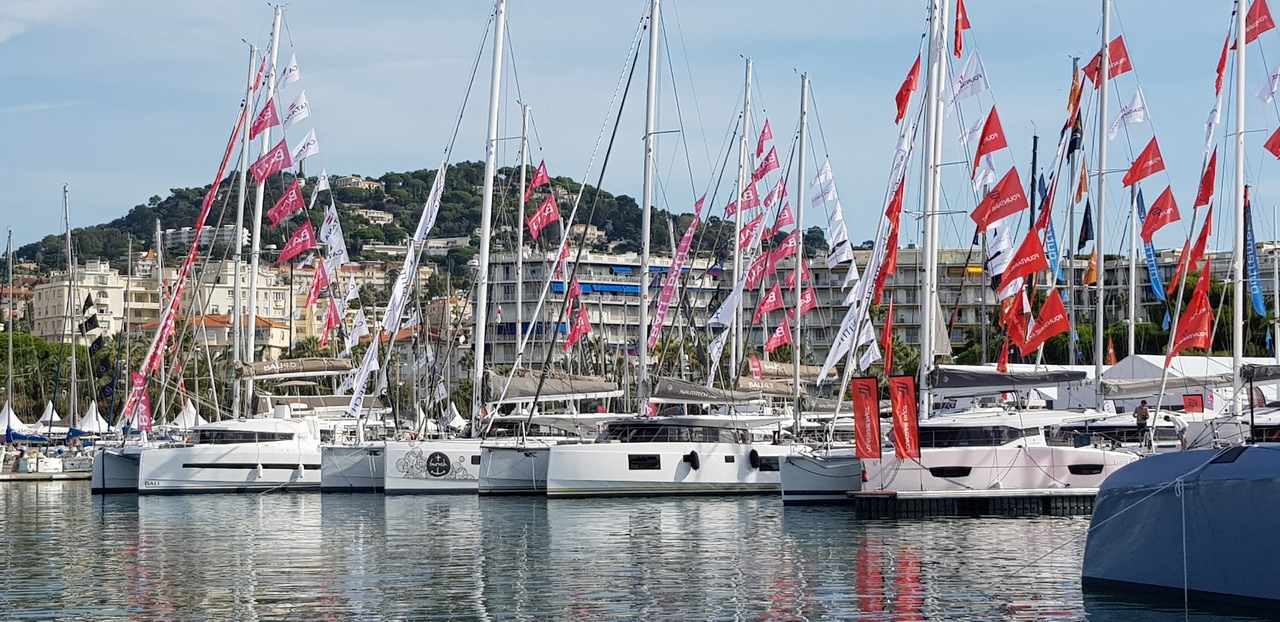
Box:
278, 220, 316, 265
740, 183, 761, 211
526, 194, 561, 240
133, 372, 153, 431
756, 120, 772, 158
724, 200, 739, 218
753, 283, 785, 325
568, 277, 582, 300
739, 213, 765, 250
771, 229, 800, 264
250, 98, 281, 140
749, 355, 763, 379
319, 299, 341, 348
787, 286, 818, 321
267, 179, 306, 226
762, 177, 788, 209
648, 196, 705, 350
765, 317, 792, 353
745, 252, 770, 290
767, 202, 795, 237
305, 259, 330, 308
562, 304, 592, 351
785, 259, 811, 290
752, 146, 780, 183
525, 161, 550, 202
555, 243, 571, 279
251, 138, 293, 183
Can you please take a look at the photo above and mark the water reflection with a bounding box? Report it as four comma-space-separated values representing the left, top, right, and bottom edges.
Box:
0, 484, 1272, 620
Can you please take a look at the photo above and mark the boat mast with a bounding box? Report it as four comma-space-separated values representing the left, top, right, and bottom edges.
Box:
732, 58, 751, 385
6, 230, 13, 415
1127, 184, 1137, 358
516, 104, 529, 363
245, 6, 284, 414
638, 0, 660, 414
792, 73, 809, 424
155, 219, 168, 420
232, 45, 258, 419
919, 0, 948, 416
63, 184, 78, 425
1067, 59, 1080, 365
471, 0, 506, 421
1234, 0, 1246, 414
1094, 0, 1110, 400
1273, 204, 1278, 364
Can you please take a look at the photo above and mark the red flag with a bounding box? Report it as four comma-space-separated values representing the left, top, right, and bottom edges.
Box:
1215, 36, 1230, 96
874, 225, 900, 305
850, 377, 882, 459
888, 376, 919, 459
305, 259, 330, 308
895, 55, 921, 124
745, 252, 770, 290
526, 194, 561, 240
133, 372, 153, 432
1167, 237, 1194, 298
1004, 294, 1030, 349
1083, 36, 1134, 87
753, 283, 785, 325
1188, 204, 1214, 273
771, 229, 800, 263
785, 258, 811, 290
1020, 289, 1069, 356
562, 304, 592, 351
250, 138, 293, 183
740, 183, 761, 211
567, 277, 582, 300
1001, 227, 1049, 286
787, 285, 819, 321
1140, 186, 1180, 242
970, 168, 1030, 231
763, 177, 788, 208
972, 106, 1008, 179
765, 317, 791, 353
749, 355, 763, 379
1166, 266, 1214, 365
752, 146, 780, 183
738, 213, 765, 251
1237, 0, 1277, 47
319, 299, 341, 347
267, 179, 306, 226
524, 161, 550, 202
1265, 126, 1280, 159
768, 202, 795, 237
756, 120, 772, 158
1194, 148, 1218, 208
555, 242, 572, 279
250, 98, 281, 140
886, 180, 906, 225
996, 339, 1010, 373
277, 220, 316, 265
1122, 137, 1165, 187
953, 0, 971, 59
881, 300, 895, 375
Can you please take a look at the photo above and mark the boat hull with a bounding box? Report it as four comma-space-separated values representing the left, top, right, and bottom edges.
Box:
780, 449, 863, 505
320, 443, 385, 493
478, 441, 556, 495
91, 445, 144, 494
863, 445, 1138, 492
545, 442, 788, 498
136, 443, 321, 494
382, 439, 481, 494
1082, 446, 1280, 608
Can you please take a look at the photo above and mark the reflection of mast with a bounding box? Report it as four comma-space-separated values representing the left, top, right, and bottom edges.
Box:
637, 0, 660, 414
471, 0, 507, 420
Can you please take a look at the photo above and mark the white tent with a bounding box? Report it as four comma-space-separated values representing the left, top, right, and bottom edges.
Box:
37, 401, 61, 426
170, 399, 207, 429
2, 401, 33, 432
1100, 355, 1276, 412
73, 401, 111, 434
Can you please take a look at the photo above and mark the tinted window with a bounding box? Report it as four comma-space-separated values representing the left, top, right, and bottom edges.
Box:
628, 454, 661, 470
917, 426, 1024, 448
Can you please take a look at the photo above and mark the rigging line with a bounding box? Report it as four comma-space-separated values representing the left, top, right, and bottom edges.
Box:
442, 9, 498, 164
664, 0, 713, 174
659, 10, 699, 200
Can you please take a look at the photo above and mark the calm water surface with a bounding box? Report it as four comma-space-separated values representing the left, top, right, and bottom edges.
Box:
1, 481, 1273, 621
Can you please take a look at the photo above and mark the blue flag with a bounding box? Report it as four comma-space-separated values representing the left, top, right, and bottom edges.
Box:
1245, 197, 1268, 317
1038, 175, 1065, 281
1162, 310, 1172, 331
1134, 190, 1166, 303
1269, 329, 1274, 356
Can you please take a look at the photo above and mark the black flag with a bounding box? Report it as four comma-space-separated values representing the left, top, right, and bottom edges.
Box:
82, 294, 95, 314
95, 361, 110, 378
88, 335, 105, 357
1077, 198, 1095, 251
78, 314, 99, 335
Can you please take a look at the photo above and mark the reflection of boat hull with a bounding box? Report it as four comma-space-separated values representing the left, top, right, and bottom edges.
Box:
136, 443, 321, 493
863, 446, 1137, 491
383, 439, 481, 494
1083, 447, 1280, 608
92, 445, 144, 493
780, 450, 862, 505
320, 443, 385, 492
546, 442, 789, 497
478, 442, 554, 495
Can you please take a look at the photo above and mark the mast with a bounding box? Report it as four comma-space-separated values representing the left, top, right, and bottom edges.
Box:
246, 6, 284, 412
471, 0, 507, 421
1273, 204, 1278, 364
6, 230, 13, 415
63, 185, 78, 425
516, 104, 529, 362
732, 58, 752, 384
1127, 184, 1137, 359
155, 219, 168, 421
919, 0, 949, 416
1094, 0, 1110, 398
1234, 0, 1247, 413
1067, 57, 1080, 365
232, 45, 258, 419
793, 73, 809, 423
637, 0, 660, 414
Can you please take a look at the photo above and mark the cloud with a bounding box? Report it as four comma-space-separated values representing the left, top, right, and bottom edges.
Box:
1, 100, 81, 113
0, 0, 90, 45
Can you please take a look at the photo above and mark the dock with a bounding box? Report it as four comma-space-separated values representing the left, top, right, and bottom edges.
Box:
0, 472, 92, 482
848, 487, 1098, 519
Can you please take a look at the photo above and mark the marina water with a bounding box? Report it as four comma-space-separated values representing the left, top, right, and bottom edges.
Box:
1, 482, 1269, 621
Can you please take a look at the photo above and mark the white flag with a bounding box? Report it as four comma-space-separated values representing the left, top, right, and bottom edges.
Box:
308, 168, 329, 210
959, 116, 984, 145
283, 91, 311, 128
826, 202, 854, 269
817, 301, 864, 383
435, 383, 451, 406
342, 309, 370, 357
812, 159, 833, 187
345, 340, 379, 417
344, 277, 359, 304
1260, 62, 1280, 103
319, 202, 348, 267
842, 255, 861, 287
1108, 88, 1148, 140
943, 52, 990, 113
400, 307, 420, 331
997, 276, 1024, 301
297, 253, 316, 269
279, 54, 301, 88
413, 162, 448, 243
972, 155, 998, 191
1204, 94, 1222, 159
811, 183, 838, 207
704, 329, 731, 387
856, 338, 882, 372
291, 128, 319, 162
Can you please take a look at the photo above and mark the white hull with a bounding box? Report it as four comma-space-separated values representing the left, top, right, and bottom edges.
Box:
779, 449, 863, 505
320, 443, 385, 492
92, 445, 145, 493
383, 439, 481, 494
478, 440, 556, 495
18, 454, 63, 473
863, 445, 1138, 492
545, 442, 789, 498
136, 442, 321, 493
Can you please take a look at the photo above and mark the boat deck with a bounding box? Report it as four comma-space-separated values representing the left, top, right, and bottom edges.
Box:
849, 487, 1098, 519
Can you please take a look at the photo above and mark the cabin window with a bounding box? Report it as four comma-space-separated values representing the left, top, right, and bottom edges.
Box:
195, 430, 294, 444
917, 426, 1025, 448
928, 466, 972, 478
471, 455, 482, 465
628, 454, 661, 470
758, 456, 780, 472
1067, 464, 1104, 476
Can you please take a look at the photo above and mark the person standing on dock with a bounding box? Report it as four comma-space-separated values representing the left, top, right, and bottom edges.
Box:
1163, 414, 1188, 451
1133, 400, 1150, 437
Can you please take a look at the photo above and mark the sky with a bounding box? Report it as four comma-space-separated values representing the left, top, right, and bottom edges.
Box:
1, 0, 1275, 258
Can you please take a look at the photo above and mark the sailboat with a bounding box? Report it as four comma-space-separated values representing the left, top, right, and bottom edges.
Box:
1082, 0, 1280, 606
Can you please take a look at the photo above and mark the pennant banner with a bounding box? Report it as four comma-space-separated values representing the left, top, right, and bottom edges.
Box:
648, 197, 704, 350
888, 376, 920, 459
1246, 194, 1268, 317
267, 179, 305, 226
1134, 190, 1167, 302
278, 220, 316, 265
850, 377, 881, 459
